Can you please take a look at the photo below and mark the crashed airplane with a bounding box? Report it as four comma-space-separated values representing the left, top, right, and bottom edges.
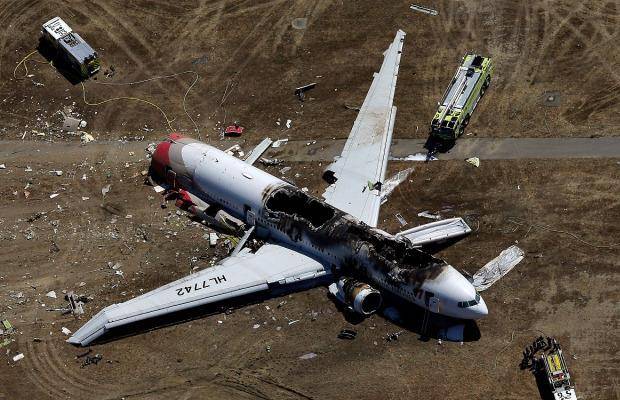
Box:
69, 30, 486, 346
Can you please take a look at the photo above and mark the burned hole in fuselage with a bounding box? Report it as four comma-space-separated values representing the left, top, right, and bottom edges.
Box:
265, 186, 335, 228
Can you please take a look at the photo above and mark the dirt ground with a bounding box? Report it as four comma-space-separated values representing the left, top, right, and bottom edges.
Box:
0, 1, 618, 399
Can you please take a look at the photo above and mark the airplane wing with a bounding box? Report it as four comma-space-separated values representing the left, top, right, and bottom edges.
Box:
68, 244, 328, 346
322, 30, 405, 227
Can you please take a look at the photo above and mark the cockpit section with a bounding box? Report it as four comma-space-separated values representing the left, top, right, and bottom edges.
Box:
458, 293, 481, 308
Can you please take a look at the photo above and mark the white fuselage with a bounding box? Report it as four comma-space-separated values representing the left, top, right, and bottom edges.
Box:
167, 140, 487, 320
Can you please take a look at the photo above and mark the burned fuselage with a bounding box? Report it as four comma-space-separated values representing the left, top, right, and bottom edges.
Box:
260, 185, 449, 306
150, 134, 487, 319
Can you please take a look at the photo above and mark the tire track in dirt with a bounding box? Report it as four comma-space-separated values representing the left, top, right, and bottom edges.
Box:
23, 340, 74, 399
36, 339, 114, 397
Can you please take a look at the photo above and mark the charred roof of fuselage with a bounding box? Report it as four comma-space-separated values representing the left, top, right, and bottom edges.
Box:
263, 185, 446, 285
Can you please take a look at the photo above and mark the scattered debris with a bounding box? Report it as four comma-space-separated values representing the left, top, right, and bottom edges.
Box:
473, 245, 524, 291
81, 353, 103, 367
46, 290, 57, 299
272, 138, 288, 148
65, 291, 86, 315
279, 166, 291, 174
252, 323, 261, 329
337, 329, 357, 340
299, 352, 317, 360
12, 353, 24, 362
417, 211, 441, 220
62, 115, 83, 132
101, 184, 112, 197
395, 213, 407, 226
391, 153, 435, 161
294, 82, 316, 101
0, 164, 5, 169
259, 158, 282, 166
285, 119, 292, 129
224, 122, 244, 137
61, 327, 72, 335
209, 232, 219, 247
80, 132, 95, 143
244, 138, 273, 165
381, 167, 414, 204
288, 319, 300, 325
50, 193, 60, 199
465, 157, 480, 167
410, 4, 439, 16
385, 331, 403, 342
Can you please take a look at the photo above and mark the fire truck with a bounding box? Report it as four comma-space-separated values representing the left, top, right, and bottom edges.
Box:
41, 17, 100, 79
430, 53, 492, 140
541, 341, 578, 400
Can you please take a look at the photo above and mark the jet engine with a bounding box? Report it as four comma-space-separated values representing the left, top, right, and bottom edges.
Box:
328, 277, 382, 315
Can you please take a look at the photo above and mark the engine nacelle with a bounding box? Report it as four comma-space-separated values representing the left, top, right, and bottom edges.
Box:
328, 277, 382, 315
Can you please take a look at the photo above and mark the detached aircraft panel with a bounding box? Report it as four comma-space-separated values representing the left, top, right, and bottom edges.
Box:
322, 30, 405, 227
68, 244, 327, 346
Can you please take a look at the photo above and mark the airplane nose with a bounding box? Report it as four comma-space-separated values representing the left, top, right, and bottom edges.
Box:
472, 295, 488, 319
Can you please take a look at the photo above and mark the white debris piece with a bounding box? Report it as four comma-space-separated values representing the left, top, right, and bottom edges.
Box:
61, 327, 72, 335
209, 232, 219, 247
271, 139, 288, 148
12, 353, 24, 362
80, 133, 95, 143
417, 211, 441, 220
101, 184, 111, 197
465, 157, 480, 167
252, 323, 261, 329
285, 119, 292, 129
244, 138, 273, 165
25, 166, 33, 172
79, 120, 87, 128
410, 4, 439, 16
153, 185, 165, 193
50, 193, 60, 199
51, 170, 63, 176
0, 164, 6, 169
395, 213, 407, 226
473, 245, 524, 291
299, 352, 317, 360
82, 196, 89, 201
46, 291, 57, 299
391, 153, 435, 161
381, 167, 414, 204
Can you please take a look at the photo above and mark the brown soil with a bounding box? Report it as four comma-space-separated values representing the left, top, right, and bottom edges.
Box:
0, 1, 618, 399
